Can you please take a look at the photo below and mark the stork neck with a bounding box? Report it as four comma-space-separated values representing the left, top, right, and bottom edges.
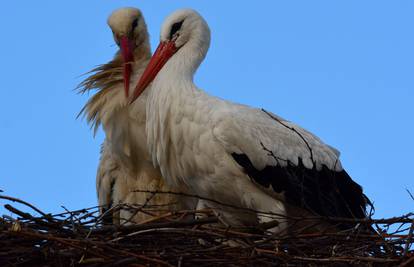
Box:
133, 39, 151, 62
160, 35, 210, 86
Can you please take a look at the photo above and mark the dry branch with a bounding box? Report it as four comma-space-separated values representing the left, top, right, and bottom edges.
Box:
0, 193, 413, 267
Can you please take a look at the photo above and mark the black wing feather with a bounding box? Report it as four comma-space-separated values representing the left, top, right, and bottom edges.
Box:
232, 153, 370, 228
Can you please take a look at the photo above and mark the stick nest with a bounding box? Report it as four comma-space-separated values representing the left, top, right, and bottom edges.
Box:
0, 194, 413, 267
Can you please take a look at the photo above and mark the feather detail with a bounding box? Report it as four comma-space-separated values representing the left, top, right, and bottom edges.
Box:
76, 44, 150, 135
76, 53, 124, 134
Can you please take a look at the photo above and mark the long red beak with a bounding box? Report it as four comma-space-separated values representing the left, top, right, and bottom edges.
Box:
120, 36, 134, 98
130, 41, 177, 104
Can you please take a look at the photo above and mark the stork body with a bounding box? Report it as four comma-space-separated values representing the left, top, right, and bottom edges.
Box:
132, 9, 370, 232
79, 8, 194, 224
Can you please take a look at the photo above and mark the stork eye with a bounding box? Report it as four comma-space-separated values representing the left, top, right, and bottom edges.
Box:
170, 20, 184, 39
131, 18, 138, 30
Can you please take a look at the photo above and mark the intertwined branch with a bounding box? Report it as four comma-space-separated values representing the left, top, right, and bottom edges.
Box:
0, 193, 413, 267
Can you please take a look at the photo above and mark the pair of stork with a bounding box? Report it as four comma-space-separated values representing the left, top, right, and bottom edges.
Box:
79, 7, 371, 233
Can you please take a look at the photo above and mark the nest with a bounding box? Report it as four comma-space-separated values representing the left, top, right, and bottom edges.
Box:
0, 193, 413, 267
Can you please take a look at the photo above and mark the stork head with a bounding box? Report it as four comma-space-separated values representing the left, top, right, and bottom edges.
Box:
130, 9, 210, 103
108, 7, 149, 98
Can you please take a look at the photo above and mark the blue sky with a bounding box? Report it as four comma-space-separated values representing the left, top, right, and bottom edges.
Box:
0, 1, 412, 218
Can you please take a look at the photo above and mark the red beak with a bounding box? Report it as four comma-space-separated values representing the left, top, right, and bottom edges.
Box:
120, 36, 134, 98
130, 41, 178, 104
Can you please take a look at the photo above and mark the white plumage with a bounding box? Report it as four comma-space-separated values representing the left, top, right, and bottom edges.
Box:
79, 8, 195, 225
131, 9, 370, 232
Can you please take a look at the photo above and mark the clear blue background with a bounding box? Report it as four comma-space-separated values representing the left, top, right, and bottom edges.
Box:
0, 1, 412, 218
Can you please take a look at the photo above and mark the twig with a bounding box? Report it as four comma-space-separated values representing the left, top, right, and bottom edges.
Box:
93, 216, 218, 235
131, 190, 414, 224
406, 189, 414, 202
0, 194, 413, 266
0, 194, 49, 218
403, 219, 414, 257
261, 108, 315, 163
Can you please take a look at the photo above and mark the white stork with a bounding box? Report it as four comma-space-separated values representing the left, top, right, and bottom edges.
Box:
130, 9, 371, 232
78, 7, 195, 225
